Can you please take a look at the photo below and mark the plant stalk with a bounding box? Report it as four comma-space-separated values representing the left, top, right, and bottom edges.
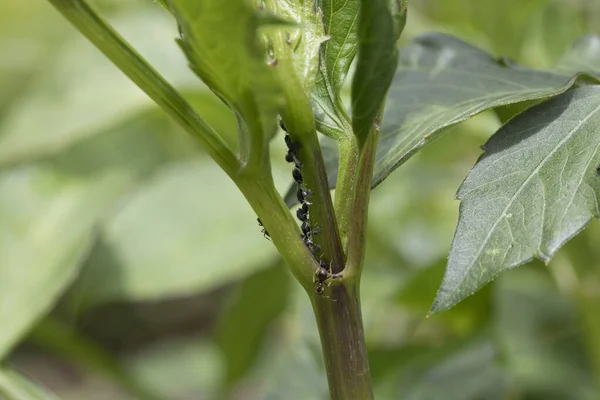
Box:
47, 0, 239, 175
237, 172, 316, 287
346, 125, 379, 278
270, 31, 345, 275
311, 281, 373, 400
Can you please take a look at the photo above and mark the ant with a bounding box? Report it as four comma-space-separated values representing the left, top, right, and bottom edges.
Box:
313, 260, 342, 295
257, 218, 271, 241
314, 263, 329, 295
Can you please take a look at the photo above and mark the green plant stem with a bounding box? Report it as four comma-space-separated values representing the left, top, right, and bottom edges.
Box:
47, 0, 239, 176
345, 126, 378, 278
237, 171, 316, 286
271, 32, 345, 274
334, 134, 359, 251
311, 282, 373, 400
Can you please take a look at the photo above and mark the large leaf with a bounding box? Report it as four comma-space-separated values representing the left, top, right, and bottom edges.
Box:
0, 8, 199, 165
0, 114, 181, 360
216, 265, 289, 388
311, 0, 359, 137
0, 166, 104, 360
169, 0, 281, 149
124, 338, 224, 400
0, 368, 61, 400
432, 86, 600, 312
372, 33, 598, 187
70, 159, 281, 306
554, 35, 600, 77
351, 0, 398, 147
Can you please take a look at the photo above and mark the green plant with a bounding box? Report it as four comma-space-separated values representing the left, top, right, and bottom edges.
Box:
1, 0, 600, 399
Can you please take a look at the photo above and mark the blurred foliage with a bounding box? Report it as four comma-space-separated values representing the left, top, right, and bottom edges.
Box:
1, 0, 600, 399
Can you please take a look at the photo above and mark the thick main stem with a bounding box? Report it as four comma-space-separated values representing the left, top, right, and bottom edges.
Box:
311, 282, 373, 400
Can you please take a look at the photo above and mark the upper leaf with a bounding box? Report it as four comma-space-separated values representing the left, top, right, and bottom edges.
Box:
351, 0, 399, 147
554, 35, 600, 77
311, 0, 360, 137
374, 33, 598, 187
432, 86, 600, 312
168, 0, 281, 155
269, 1, 328, 95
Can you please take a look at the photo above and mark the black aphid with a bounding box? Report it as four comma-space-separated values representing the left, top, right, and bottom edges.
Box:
292, 168, 303, 184
596, 163, 600, 176
304, 239, 320, 254
285, 151, 302, 167
297, 188, 312, 204
257, 218, 271, 240
279, 119, 288, 132
285, 135, 301, 153
297, 207, 309, 222
301, 220, 311, 236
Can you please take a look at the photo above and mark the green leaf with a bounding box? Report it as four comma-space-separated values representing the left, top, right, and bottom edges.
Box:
269, 1, 328, 95
124, 338, 224, 400
0, 8, 199, 165
311, 0, 359, 137
216, 265, 290, 387
0, 167, 100, 360
71, 159, 280, 306
494, 34, 600, 124
351, 0, 398, 147
432, 86, 600, 312
0, 114, 182, 360
169, 0, 281, 158
0, 368, 61, 400
555, 35, 600, 78
373, 33, 593, 187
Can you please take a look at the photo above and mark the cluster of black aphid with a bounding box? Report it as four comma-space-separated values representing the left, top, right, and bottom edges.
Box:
282, 121, 332, 295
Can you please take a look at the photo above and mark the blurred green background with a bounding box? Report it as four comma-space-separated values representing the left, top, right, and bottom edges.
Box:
1, 0, 600, 399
